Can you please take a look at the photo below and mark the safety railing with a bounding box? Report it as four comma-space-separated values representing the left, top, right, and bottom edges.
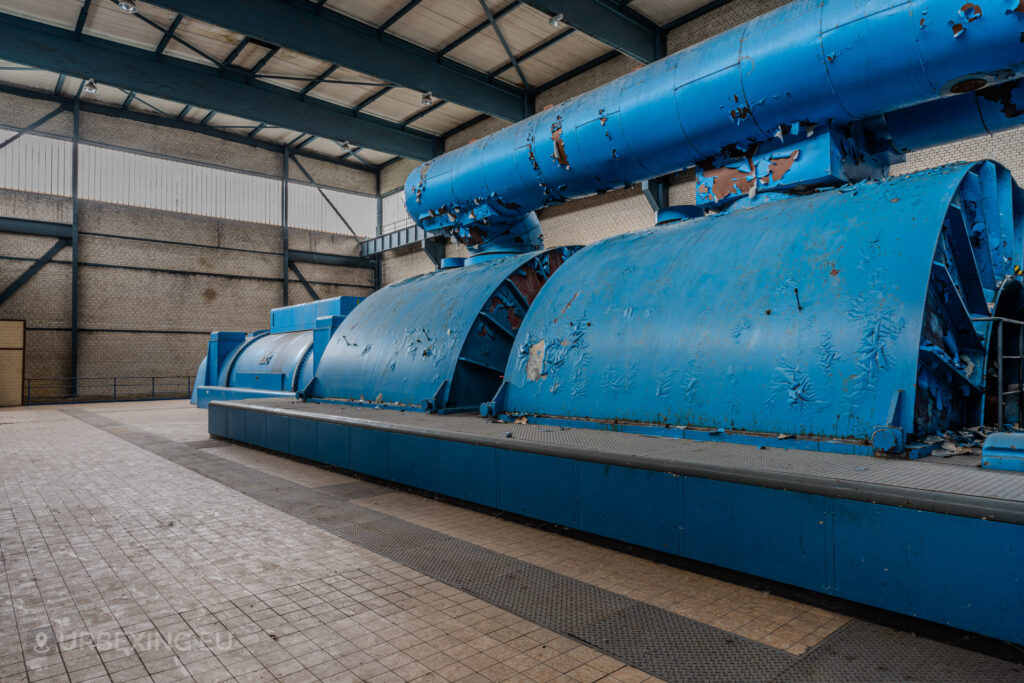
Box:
23, 376, 193, 405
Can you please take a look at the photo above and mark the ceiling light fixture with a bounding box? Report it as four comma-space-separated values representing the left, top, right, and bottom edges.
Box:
117, 0, 138, 14
549, 12, 564, 27
421, 91, 434, 106
83, 78, 98, 93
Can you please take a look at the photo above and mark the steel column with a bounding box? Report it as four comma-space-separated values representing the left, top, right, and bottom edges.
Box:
282, 146, 289, 307
71, 97, 80, 398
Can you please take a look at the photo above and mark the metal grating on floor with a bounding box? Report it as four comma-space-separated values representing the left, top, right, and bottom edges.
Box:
63, 407, 1024, 682
316, 480, 394, 500
576, 602, 793, 683
774, 621, 1024, 682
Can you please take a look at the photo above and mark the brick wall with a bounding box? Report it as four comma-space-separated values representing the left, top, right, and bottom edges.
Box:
0, 190, 372, 397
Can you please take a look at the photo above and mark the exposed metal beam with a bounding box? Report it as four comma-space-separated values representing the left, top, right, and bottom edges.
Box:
0, 14, 439, 160
290, 155, 359, 239
0, 217, 72, 240
301, 65, 337, 96
74, 0, 93, 37
223, 36, 250, 66
289, 250, 373, 270
440, 2, 520, 55
289, 263, 320, 301
0, 81, 376, 174
378, 0, 423, 33
488, 28, 574, 77
401, 101, 444, 128
0, 104, 67, 153
154, 14, 183, 56
71, 97, 80, 395
478, 0, 529, 88
520, 0, 660, 63
0, 239, 67, 307
354, 87, 392, 113
282, 146, 289, 306
143, 0, 529, 121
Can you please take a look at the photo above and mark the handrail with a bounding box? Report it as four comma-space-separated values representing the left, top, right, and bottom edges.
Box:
23, 376, 193, 405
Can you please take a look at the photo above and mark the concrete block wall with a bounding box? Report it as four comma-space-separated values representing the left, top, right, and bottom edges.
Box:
0, 191, 372, 399
380, 0, 1024, 286
0, 91, 376, 400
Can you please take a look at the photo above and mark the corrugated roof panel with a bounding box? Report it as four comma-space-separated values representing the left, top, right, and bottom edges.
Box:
443, 3, 563, 79
253, 126, 304, 145
85, 1, 175, 51
126, 93, 190, 118
495, 30, 609, 87
359, 87, 428, 124
0, 0, 83, 29
406, 102, 479, 136
202, 112, 261, 133
227, 41, 273, 71
0, 62, 60, 94
56, 76, 85, 99
489, 3, 561, 57
179, 106, 214, 124
301, 136, 347, 158
388, 0, 492, 52
309, 82, 381, 109
354, 149, 394, 165
305, 65, 387, 109
321, 0, 410, 28
629, 0, 714, 25
160, 16, 243, 66
256, 49, 334, 93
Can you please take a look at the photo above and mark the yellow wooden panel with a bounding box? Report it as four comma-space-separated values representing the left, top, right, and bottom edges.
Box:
0, 320, 25, 349
0, 348, 23, 407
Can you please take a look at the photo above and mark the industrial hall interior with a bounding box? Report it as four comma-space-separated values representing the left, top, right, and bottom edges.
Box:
2, 0, 1024, 681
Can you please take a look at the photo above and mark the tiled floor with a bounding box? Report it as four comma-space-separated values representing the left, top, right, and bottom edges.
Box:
1, 400, 1021, 682
349, 493, 846, 655
0, 403, 646, 682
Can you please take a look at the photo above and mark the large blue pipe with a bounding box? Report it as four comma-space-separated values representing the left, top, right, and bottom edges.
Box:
407, 0, 1024, 250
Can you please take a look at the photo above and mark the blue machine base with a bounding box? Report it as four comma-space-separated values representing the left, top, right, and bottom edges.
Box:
194, 386, 300, 409
209, 401, 1024, 646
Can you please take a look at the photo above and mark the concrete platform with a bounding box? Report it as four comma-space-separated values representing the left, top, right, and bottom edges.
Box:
0, 400, 1022, 682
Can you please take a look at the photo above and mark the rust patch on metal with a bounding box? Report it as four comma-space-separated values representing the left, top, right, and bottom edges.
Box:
980, 80, 1023, 118
960, 3, 982, 21
763, 150, 800, 183
551, 118, 569, 168
506, 308, 523, 329
466, 225, 487, 247
700, 165, 755, 201
561, 292, 580, 315
951, 22, 965, 37
415, 162, 431, 202
508, 264, 545, 305
730, 105, 751, 122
